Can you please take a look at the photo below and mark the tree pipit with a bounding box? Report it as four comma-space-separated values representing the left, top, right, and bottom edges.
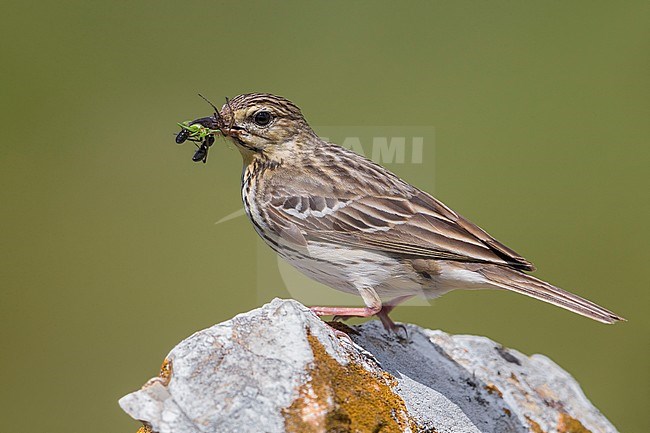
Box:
185, 93, 624, 332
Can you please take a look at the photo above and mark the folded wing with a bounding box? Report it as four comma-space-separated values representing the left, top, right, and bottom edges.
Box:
263, 186, 535, 271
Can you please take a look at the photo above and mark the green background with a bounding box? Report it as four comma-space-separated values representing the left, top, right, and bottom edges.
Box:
1, 1, 648, 432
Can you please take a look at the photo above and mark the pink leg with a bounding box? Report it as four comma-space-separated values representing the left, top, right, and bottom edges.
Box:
328, 294, 415, 322
310, 286, 383, 319
312, 294, 415, 335
310, 305, 381, 318
310, 305, 380, 341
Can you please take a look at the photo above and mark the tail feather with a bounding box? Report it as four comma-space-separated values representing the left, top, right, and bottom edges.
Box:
479, 266, 625, 324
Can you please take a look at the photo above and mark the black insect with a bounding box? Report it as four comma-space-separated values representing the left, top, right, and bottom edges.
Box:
176, 94, 225, 163
175, 127, 190, 144
192, 135, 215, 163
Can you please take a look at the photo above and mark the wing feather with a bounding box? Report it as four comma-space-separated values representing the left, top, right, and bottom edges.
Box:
258, 146, 535, 271
263, 190, 534, 270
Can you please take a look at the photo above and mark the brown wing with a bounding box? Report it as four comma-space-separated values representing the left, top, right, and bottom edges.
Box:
256, 142, 534, 271
261, 180, 533, 272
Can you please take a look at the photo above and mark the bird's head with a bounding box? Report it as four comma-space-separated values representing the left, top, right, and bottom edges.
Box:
213, 93, 317, 162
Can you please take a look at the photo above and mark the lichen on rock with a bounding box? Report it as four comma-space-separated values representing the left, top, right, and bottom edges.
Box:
119, 299, 619, 433
283, 333, 415, 433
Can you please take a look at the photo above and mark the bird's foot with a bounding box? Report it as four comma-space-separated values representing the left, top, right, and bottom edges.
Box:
376, 307, 409, 341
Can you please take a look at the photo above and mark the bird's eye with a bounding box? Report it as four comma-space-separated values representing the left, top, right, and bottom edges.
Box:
253, 111, 272, 127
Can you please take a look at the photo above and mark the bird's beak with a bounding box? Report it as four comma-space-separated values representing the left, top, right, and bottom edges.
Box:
219, 122, 246, 141
188, 112, 253, 149
188, 115, 246, 142
189, 116, 220, 130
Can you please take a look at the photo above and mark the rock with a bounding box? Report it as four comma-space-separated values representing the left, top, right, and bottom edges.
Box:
119, 299, 618, 433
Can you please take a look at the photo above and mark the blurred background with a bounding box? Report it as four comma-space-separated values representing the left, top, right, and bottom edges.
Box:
1, 1, 648, 432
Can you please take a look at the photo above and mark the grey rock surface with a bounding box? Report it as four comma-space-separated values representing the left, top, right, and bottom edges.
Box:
119, 299, 618, 433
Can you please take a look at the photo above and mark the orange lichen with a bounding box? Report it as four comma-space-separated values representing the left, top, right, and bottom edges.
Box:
283, 333, 419, 433
159, 358, 172, 386
525, 415, 546, 433
484, 383, 503, 398
135, 425, 154, 433
558, 413, 592, 433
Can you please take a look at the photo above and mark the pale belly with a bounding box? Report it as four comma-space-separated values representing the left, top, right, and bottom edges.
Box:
275, 240, 457, 300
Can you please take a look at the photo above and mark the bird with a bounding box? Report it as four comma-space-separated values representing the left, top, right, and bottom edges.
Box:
192, 92, 624, 332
